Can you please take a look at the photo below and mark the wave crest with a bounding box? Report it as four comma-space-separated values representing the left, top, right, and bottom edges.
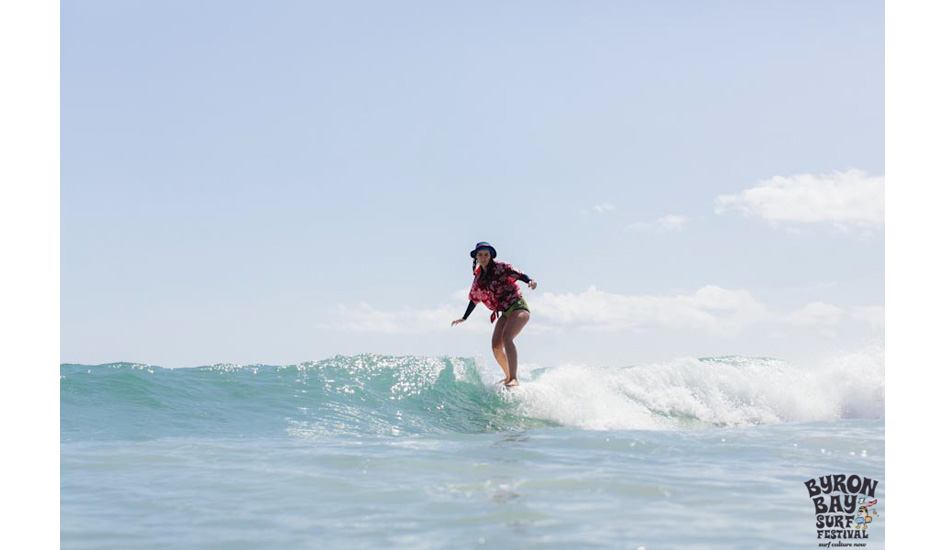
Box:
61, 347, 883, 439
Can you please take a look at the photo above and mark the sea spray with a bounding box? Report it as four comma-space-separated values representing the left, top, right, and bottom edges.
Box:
502, 346, 884, 430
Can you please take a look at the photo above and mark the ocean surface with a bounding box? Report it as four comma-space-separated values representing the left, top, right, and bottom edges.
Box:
61, 349, 885, 549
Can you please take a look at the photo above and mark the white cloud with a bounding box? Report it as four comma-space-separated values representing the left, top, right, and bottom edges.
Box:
777, 302, 885, 339
851, 306, 885, 330
782, 302, 845, 327
626, 214, 690, 233
319, 286, 767, 336
715, 169, 884, 229
326, 285, 766, 335
533, 285, 768, 336
317, 302, 466, 334
319, 290, 883, 340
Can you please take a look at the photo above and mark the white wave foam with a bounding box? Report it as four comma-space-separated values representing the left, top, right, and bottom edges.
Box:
485, 344, 884, 430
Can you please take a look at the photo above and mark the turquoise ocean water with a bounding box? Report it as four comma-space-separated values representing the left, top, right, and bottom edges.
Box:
61, 349, 884, 549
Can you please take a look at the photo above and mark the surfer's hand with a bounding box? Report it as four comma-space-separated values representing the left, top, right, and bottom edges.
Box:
451, 318, 465, 326
528, 280, 537, 290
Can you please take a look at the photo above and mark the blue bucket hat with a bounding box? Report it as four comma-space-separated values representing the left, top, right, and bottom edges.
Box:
469, 241, 497, 258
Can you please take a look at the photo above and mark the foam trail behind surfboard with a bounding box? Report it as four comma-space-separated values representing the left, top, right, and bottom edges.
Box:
486, 344, 884, 431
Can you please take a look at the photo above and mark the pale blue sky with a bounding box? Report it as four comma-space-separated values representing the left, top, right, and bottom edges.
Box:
62, 0, 883, 367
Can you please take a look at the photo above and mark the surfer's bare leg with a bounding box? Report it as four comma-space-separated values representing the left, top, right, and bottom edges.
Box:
491, 316, 510, 383
502, 310, 530, 386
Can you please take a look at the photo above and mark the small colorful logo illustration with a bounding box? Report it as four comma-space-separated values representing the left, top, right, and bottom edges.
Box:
804, 474, 882, 546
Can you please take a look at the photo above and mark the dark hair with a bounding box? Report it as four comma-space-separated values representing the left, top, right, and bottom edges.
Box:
473, 257, 496, 285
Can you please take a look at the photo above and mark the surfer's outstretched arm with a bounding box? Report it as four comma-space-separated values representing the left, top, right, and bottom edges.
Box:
451, 301, 477, 326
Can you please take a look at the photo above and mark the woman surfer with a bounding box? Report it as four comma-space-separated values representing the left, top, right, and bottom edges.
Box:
451, 242, 537, 387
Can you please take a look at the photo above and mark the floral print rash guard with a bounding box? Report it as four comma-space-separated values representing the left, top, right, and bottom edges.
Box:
464, 261, 531, 322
